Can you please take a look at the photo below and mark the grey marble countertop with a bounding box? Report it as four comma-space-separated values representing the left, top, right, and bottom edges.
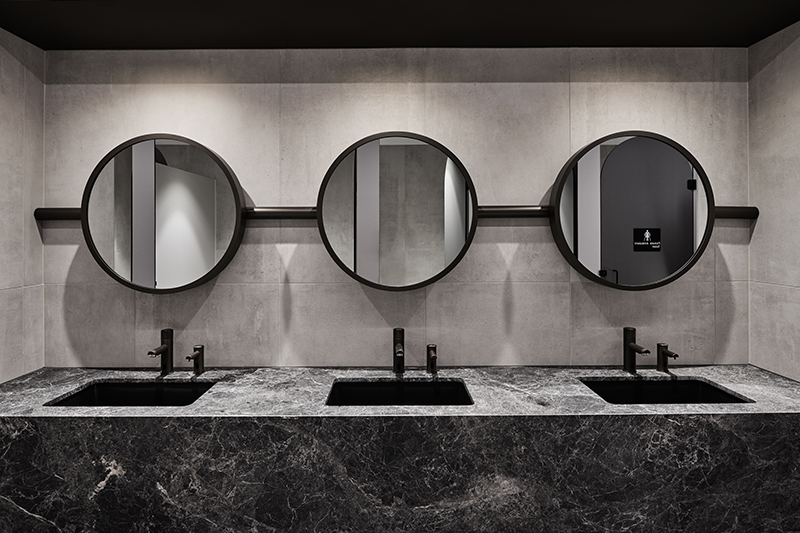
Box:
1, 365, 799, 417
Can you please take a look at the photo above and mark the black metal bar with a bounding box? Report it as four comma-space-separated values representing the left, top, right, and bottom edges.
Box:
715, 206, 759, 220
245, 207, 317, 220
477, 205, 552, 218
33, 207, 81, 221
34, 204, 759, 223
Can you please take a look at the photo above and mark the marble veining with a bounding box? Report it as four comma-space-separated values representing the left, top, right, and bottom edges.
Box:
0, 364, 798, 417
2, 365, 800, 532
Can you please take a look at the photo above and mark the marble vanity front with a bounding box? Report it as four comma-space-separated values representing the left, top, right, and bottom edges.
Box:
1, 365, 799, 531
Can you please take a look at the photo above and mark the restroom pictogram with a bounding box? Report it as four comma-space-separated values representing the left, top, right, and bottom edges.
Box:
634, 228, 661, 251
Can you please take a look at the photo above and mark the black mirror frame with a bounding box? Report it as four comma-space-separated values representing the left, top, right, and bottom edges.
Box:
80, 133, 247, 294
549, 130, 716, 291
316, 131, 480, 292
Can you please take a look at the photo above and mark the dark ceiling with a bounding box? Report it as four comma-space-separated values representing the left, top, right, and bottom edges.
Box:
1, 0, 800, 50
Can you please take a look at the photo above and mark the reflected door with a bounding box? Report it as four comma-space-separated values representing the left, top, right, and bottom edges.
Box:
600, 137, 695, 286
155, 164, 216, 289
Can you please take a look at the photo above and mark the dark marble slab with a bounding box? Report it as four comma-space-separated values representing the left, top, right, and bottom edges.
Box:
2, 414, 800, 532
1, 365, 800, 531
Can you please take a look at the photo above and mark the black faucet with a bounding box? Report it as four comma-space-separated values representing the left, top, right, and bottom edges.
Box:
656, 343, 679, 372
427, 344, 438, 375
393, 328, 404, 377
186, 344, 205, 376
148, 328, 174, 375
623, 327, 650, 374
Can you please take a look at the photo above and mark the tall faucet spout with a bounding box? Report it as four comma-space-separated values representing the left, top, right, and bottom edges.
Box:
148, 344, 168, 356
628, 342, 650, 355
147, 328, 174, 375
623, 327, 650, 374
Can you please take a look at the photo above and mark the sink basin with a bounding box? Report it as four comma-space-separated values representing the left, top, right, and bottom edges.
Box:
580, 378, 750, 404
326, 378, 473, 406
47, 381, 215, 407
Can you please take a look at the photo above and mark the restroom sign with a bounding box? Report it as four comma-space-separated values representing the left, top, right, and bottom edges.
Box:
634, 228, 661, 252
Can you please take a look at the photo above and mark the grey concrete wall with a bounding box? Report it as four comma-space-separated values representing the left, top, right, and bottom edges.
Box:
39, 47, 750, 370
749, 20, 800, 380
321, 151, 355, 271
0, 28, 44, 383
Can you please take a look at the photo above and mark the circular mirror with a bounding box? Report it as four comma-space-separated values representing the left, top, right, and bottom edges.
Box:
317, 132, 479, 291
81, 134, 246, 293
550, 131, 715, 290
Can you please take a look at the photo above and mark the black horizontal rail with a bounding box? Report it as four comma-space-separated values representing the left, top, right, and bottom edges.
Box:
245, 207, 317, 219
715, 206, 759, 220
33, 204, 760, 222
34, 207, 81, 221
477, 205, 552, 218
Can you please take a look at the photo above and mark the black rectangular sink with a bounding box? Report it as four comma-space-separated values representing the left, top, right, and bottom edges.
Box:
47, 381, 215, 407
326, 378, 473, 406
580, 378, 750, 405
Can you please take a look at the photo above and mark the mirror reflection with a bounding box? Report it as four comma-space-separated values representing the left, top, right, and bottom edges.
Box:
85, 137, 241, 291
318, 134, 477, 290
554, 134, 713, 288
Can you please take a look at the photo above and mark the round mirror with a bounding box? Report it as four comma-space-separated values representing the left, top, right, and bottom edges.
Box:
317, 132, 479, 291
550, 131, 715, 290
81, 134, 246, 293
